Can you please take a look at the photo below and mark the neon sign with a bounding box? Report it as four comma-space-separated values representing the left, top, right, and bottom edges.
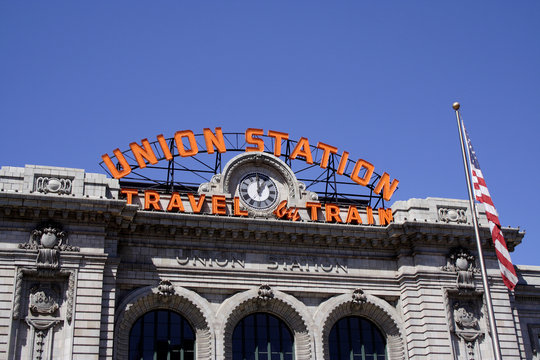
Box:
102, 127, 399, 201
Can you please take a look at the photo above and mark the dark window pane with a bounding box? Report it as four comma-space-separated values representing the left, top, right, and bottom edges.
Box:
329, 316, 387, 360
129, 310, 196, 360
232, 313, 294, 360
257, 315, 268, 351
184, 320, 195, 339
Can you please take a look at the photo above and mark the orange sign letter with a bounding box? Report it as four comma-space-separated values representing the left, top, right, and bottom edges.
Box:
325, 204, 342, 223
316, 142, 338, 169
212, 195, 227, 215
174, 130, 199, 157
121, 189, 138, 205
130, 138, 158, 169
378, 208, 393, 225
101, 149, 132, 179
144, 190, 162, 210
203, 127, 227, 154
374, 172, 399, 201
366, 206, 375, 225
289, 137, 313, 164
234, 197, 248, 216
350, 159, 374, 187
187, 193, 206, 213
157, 134, 173, 161
345, 205, 362, 224
166, 192, 185, 212
245, 128, 265, 152
336, 151, 349, 175
305, 202, 321, 221
268, 130, 289, 157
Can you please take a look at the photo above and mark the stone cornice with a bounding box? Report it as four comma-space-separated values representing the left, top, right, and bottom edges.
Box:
0, 192, 137, 229
0, 192, 525, 253
124, 209, 524, 253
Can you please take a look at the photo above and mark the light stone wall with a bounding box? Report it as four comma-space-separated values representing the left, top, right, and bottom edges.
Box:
0, 165, 538, 360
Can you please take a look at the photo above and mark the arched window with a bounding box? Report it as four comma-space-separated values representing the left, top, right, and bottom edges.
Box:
129, 309, 195, 360
329, 316, 387, 360
232, 313, 294, 360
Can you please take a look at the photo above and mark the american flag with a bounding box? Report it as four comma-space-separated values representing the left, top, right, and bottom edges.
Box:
464, 125, 518, 290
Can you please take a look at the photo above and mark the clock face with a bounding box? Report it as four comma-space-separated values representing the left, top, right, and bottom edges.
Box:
239, 173, 279, 210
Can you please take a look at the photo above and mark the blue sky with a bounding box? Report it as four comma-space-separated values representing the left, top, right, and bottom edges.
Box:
1, 2, 539, 265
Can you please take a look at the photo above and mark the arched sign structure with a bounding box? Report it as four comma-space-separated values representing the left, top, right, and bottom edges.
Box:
100, 128, 399, 208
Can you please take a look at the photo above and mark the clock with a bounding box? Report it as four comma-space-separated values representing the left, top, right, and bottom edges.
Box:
238, 172, 279, 210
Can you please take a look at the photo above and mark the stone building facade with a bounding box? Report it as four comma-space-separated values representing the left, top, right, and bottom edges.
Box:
0, 160, 539, 359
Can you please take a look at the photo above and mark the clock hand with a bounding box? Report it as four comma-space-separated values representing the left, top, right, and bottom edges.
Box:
256, 174, 262, 193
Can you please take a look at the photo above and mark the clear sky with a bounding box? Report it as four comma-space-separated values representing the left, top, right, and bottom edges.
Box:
1, 2, 539, 265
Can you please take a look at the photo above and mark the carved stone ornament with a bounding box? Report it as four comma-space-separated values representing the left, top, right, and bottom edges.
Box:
438, 207, 467, 223
157, 280, 175, 298
26, 317, 62, 360
13, 268, 75, 325
258, 284, 274, 302
29, 285, 59, 315
19, 223, 79, 270
35, 176, 72, 195
454, 302, 479, 331
452, 300, 483, 359
442, 247, 477, 289
351, 288, 367, 309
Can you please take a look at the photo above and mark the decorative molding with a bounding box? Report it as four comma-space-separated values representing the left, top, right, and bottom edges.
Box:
18, 223, 79, 271
316, 290, 405, 360
12, 265, 73, 360
29, 285, 60, 315
114, 284, 213, 360
442, 247, 478, 290
12, 267, 26, 320
66, 270, 76, 324
452, 300, 484, 359
26, 317, 62, 360
12, 267, 76, 324
157, 280, 175, 298
218, 286, 312, 360
438, 207, 467, 223
351, 288, 367, 309
454, 301, 479, 331
443, 288, 486, 360
35, 176, 72, 195
257, 284, 274, 302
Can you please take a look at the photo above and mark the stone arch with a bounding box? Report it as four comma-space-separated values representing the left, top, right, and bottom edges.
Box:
114, 284, 214, 360
314, 290, 406, 360
216, 286, 313, 360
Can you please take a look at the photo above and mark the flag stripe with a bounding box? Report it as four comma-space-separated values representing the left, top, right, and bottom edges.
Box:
464, 125, 517, 291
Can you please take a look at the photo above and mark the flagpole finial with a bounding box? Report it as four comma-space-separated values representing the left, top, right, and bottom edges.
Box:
452, 102, 460, 110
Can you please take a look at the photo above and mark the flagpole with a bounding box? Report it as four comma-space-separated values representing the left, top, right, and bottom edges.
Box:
453, 102, 503, 360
